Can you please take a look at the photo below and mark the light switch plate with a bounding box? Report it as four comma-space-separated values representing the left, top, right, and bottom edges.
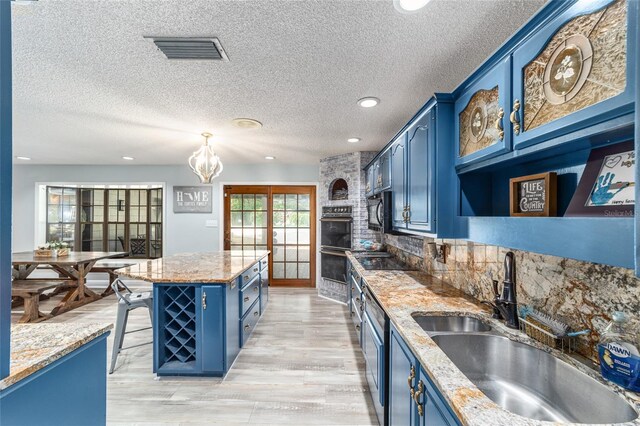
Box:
205, 220, 218, 228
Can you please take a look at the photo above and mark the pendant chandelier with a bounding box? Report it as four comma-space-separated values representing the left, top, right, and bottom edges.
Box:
188, 132, 223, 183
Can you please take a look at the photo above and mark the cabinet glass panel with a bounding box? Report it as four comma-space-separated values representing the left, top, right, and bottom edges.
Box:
459, 86, 502, 157
523, 0, 627, 132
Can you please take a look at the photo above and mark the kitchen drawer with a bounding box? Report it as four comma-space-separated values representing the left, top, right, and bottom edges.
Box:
240, 262, 260, 286
240, 275, 260, 317
259, 256, 268, 271
240, 298, 260, 347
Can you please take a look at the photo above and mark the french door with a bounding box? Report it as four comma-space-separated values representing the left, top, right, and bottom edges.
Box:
223, 185, 316, 287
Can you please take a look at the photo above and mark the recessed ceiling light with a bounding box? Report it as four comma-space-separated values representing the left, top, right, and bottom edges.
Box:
265, 156, 276, 160
393, 0, 432, 13
16, 156, 31, 161
357, 97, 380, 108
122, 156, 134, 161
347, 138, 361, 143
232, 118, 263, 129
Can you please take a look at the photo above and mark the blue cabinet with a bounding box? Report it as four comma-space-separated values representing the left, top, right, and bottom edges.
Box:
389, 323, 460, 426
363, 310, 384, 423
405, 109, 435, 233
365, 148, 392, 197
510, 0, 637, 150
365, 165, 376, 197
455, 57, 512, 166
389, 324, 417, 426
153, 259, 267, 376
390, 96, 456, 237
390, 132, 408, 230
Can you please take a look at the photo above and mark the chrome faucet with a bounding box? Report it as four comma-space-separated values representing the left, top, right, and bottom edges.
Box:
482, 251, 519, 329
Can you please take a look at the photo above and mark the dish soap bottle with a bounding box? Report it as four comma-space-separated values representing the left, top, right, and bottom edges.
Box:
598, 311, 640, 392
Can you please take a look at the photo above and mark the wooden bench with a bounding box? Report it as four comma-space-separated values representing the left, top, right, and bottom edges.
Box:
12, 280, 73, 323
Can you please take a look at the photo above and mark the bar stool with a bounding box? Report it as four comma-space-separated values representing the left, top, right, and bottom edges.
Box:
109, 278, 153, 374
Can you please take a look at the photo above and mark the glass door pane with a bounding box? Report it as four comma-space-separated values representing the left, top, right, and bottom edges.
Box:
272, 193, 311, 280
228, 192, 268, 252
224, 185, 316, 287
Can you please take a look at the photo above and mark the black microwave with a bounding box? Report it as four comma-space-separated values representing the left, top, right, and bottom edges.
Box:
367, 191, 393, 232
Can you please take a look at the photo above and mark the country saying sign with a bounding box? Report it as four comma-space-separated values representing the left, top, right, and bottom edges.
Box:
173, 186, 213, 213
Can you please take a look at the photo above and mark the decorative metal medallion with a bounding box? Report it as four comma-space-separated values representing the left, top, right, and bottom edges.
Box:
543, 34, 593, 105
469, 105, 488, 142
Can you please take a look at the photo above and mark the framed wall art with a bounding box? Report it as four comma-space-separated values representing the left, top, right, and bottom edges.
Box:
566, 141, 635, 217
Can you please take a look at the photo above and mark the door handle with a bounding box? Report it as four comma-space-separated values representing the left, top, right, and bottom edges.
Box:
414, 380, 425, 417
495, 107, 504, 141
510, 99, 521, 135
408, 365, 415, 395
202, 292, 207, 310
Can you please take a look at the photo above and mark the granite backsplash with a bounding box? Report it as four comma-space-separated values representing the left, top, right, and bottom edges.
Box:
383, 233, 640, 361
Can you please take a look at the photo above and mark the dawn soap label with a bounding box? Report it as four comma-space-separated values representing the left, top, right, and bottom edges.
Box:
598, 342, 640, 391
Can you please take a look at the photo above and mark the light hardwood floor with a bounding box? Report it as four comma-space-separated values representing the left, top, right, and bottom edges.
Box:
12, 282, 378, 425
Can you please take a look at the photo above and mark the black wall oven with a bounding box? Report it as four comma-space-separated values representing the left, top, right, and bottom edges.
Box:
320, 206, 352, 284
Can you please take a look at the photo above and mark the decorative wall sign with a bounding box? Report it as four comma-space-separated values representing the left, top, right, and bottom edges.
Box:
566, 141, 635, 217
173, 186, 213, 213
510, 172, 557, 217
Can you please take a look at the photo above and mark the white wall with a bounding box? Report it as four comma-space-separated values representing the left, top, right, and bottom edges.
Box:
13, 164, 319, 254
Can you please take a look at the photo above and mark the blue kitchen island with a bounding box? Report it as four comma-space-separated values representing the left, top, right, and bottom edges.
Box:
118, 250, 269, 377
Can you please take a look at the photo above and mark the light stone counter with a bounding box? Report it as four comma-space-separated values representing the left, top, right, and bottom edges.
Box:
1, 323, 112, 390
347, 252, 640, 426
117, 250, 269, 283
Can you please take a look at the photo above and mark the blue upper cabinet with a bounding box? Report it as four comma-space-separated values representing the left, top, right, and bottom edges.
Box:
374, 148, 392, 193
405, 109, 435, 233
511, 0, 637, 149
365, 165, 375, 197
390, 96, 456, 237
391, 132, 408, 229
455, 56, 512, 167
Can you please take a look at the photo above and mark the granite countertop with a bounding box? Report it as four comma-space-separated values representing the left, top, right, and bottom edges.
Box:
346, 252, 640, 426
0, 323, 112, 391
117, 250, 269, 283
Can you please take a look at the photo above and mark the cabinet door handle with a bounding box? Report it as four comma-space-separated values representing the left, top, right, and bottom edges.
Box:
510, 99, 521, 135
254, 310, 259, 317
244, 325, 250, 332
244, 275, 250, 281
414, 380, 425, 417
495, 107, 504, 141
407, 365, 415, 393
355, 324, 360, 331
254, 286, 258, 292
244, 296, 250, 302
253, 267, 259, 273
202, 292, 207, 310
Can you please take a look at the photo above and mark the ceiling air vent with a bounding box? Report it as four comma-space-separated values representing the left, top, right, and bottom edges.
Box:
145, 37, 229, 61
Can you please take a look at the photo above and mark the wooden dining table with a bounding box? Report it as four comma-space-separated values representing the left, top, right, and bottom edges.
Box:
12, 251, 127, 317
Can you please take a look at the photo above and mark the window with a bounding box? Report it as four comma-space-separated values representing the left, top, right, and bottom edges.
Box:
45, 186, 163, 258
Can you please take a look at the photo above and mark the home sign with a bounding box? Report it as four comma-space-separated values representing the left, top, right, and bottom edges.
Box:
173, 186, 213, 213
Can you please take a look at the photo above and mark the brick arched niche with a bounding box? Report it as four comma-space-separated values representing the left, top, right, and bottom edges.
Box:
329, 178, 349, 201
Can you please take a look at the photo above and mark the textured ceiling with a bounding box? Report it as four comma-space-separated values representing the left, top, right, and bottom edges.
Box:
11, 0, 545, 165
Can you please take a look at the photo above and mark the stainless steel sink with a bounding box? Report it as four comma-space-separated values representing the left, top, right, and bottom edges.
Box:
431, 333, 638, 424
412, 314, 492, 333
